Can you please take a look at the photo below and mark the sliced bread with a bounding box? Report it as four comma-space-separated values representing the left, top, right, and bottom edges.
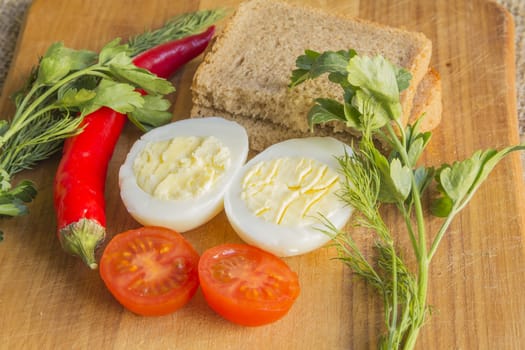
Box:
191, 0, 433, 133
192, 67, 442, 151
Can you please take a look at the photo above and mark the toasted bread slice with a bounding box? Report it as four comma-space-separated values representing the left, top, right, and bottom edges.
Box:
191, 0, 433, 133
192, 68, 442, 152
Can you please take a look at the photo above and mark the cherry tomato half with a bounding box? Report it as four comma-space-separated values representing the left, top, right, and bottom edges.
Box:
198, 243, 300, 326
99, 226, 200, 316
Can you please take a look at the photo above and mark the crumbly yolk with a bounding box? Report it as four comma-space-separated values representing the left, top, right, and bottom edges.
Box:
133, 136, 230, 200
241, 157, 341, 226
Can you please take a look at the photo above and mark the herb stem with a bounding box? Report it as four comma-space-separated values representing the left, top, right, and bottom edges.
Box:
428, 208, 460, 261
400, 204, 420, 261
402, 315, 422, 350
13, 84, 41, 121
387, 240, 399, 349
386, 122, 429, 350
1, 65, 109, 151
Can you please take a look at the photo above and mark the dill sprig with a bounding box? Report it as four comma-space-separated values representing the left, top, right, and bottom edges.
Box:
290, 49, 525, 349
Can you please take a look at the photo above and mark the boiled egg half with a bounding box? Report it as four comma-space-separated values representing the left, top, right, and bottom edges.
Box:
224, 137, 354, 257
119, 117, 249, 232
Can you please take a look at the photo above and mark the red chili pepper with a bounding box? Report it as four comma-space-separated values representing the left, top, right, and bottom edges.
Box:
54, 26, 215, 269
132, 25, 215, 79
54, 108, 126, 269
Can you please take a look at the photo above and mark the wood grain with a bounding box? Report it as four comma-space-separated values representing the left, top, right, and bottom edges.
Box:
0, 0, 524, 349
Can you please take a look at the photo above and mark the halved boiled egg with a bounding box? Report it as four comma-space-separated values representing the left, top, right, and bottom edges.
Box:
119, 117, 249, 232
224, 137, 354, 257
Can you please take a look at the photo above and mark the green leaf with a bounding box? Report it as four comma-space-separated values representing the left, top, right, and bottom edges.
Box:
438, 157, 480, 202
37, 43, 96, 84
106, 52, 134, 67
110, 65, 175, 95
390, 158, 412, 200
98, 38, 131, 64
367, 147, 400, 203
57, 88, 96, 108
311, 50, 353, 78
394, 66, 412, 92
406, 137, 424, 167
347, 55, 399, 102
328, 71, 351, 87
343, 100, 362, 130
307, 98, 346, 130
435, 145, 525, 208
346, 55, 405, 121
366, 148, 414, 204
289, 49, 355, 88
296, 49, 321, 69
81, 79, 144, 116
414, 166, 434, 194
37, 43, 73, 84
289, 69, 311, 88
352, 90, 390, 130
289, 50, 320, 88
68, 74, 100, 91
471, 145, 525, 188
128, 95, 173, 131
395, 121, 432, 167
65, 48, 97, 71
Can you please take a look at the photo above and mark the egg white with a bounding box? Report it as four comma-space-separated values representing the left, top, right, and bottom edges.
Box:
224, 137, 354, 257
119, 117, 249, 232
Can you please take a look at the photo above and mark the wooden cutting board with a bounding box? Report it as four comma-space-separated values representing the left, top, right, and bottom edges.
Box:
0, 0, 523, 349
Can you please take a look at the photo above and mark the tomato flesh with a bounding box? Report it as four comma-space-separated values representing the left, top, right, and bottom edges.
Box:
198, 243, 300, 326
99, 226, 200, 316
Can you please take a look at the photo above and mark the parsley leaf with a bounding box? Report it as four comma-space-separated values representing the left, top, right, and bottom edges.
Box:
37, 43, 97, 85
80, 79, 143, 116
110, 65, 175, 95
129, 95, 173, 131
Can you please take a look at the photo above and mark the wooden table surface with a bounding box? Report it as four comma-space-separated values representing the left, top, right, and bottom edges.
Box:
0, 0, 524, 349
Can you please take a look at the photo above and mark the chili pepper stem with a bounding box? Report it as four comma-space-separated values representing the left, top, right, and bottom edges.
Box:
58, 218, 105, 269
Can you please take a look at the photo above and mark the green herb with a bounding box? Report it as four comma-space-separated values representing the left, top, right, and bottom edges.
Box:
0, 9, 225, 226
290, 50, 525, 349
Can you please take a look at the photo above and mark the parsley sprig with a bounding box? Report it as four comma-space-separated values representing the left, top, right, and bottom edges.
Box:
0, 10, 225, 236
0, 40, 174, 224
290, 49, 525, 349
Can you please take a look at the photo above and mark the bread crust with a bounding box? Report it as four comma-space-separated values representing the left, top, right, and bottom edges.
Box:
409, 68, 442, 130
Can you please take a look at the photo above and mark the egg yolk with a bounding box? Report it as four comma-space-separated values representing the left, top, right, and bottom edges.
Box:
133, 136, 231, 200
241, 157, 341, 226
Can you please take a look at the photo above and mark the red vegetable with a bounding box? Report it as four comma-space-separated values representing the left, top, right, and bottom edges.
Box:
133, 25, 215, 79
198, 244, 301, 326
54, 108, 126, 269
54, 27, 215, 268
99, 226, 200, 316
